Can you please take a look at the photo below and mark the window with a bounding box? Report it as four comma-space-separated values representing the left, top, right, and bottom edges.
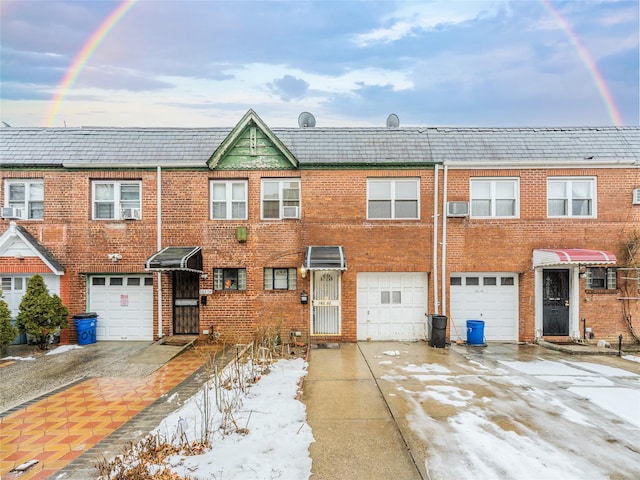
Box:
261, 179, 300, 219
264, 268, 297, 290
548, 177, 596, 218
367, 178, 419, 219
586, 268, 617, 290
470, 178, 518, 218
211, 180, 247, 220
92, 181, 141, 220
214, 268, 247, 291
4, 180, 44, 219
381, 291, 402, 304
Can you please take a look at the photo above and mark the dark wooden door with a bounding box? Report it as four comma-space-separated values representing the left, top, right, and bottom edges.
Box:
173, 271, 199, 334
543, 269, 570, 336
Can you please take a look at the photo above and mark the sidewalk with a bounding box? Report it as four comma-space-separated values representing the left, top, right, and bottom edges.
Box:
0, 341, 223, 480
303, 343, 422, 480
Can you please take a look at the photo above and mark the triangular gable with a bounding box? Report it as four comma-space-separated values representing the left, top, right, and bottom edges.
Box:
208, 109, 298, 170
0, 222, 65, 275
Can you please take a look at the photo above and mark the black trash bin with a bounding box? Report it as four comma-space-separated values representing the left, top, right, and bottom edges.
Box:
73, 312, 98, 345
430, 315, 447, 348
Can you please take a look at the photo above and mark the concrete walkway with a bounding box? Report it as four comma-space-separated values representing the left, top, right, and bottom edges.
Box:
303, 341, 640, 480
303, 343, 423, 480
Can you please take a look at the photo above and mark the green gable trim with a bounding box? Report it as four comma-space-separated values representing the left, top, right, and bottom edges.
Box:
208, 109, 298, 170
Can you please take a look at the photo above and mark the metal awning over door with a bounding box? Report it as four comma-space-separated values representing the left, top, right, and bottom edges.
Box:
533, 249, 617, 267
304, 246, 346, 271
145, 247, 203, 273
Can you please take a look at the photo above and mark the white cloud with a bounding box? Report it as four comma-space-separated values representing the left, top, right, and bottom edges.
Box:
353, 1, 505, 46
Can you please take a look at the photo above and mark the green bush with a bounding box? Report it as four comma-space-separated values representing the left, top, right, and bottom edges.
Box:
0, 295, 18, 351
16, 275, 69, 350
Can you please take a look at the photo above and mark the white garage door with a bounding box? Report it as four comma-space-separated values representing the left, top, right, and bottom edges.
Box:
449, 273, 518, 342
357, 273, 428, 341
89, 275, 154, 341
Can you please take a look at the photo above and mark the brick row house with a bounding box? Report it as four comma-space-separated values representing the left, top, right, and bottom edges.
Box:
1, 110, 639, 346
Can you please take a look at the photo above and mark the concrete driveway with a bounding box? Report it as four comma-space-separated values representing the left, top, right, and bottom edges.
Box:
304, 342, 640, 480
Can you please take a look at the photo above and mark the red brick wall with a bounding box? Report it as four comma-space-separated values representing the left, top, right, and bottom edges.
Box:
2, 165, 638, 345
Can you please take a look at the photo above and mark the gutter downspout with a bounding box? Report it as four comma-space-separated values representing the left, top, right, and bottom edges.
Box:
441, 164, 448, 316
433, 164, 439, 314
157, 166, 163, 339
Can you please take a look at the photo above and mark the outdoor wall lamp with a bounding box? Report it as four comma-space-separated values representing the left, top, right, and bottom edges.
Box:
300, 290, 308, 304
300, 266, 307, 279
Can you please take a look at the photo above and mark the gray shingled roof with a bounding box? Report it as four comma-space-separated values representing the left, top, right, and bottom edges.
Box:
1, 125, 638, 167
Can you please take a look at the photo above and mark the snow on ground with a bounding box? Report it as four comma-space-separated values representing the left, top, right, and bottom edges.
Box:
154, 357, 313, 480
381, 355, 640, 480
45, 344, 83, 355
501, 358, 640, 428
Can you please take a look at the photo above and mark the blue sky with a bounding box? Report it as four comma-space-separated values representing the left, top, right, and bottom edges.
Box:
1, 0, 638, 128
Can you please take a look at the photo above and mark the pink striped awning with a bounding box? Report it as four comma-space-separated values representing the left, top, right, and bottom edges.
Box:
533, 249, 617, 267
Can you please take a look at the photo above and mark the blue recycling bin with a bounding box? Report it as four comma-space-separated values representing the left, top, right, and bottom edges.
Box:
466, 320, 485, 345
73, 313, 98, 345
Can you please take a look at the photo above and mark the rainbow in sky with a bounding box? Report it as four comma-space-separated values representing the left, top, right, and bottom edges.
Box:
46, 0, 624, 127
45, 0, 138, 127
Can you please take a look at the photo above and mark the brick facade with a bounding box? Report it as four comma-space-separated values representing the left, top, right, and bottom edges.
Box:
1, 117, 638, 346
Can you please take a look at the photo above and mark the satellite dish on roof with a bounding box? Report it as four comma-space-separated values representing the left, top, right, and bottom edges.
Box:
298, 112, 316, 128
386, 113, 400, 128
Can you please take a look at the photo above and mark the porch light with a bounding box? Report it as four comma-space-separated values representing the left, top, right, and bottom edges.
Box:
300, 266, 307, 278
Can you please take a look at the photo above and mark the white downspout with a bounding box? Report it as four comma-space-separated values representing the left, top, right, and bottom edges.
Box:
433, 164, 439, 314
157, 166, 163, 339
441, 164, 448, 316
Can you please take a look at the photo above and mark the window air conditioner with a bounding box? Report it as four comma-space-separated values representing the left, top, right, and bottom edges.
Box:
282, 206, 300, 219
121, 208, 141, 220
446, 201, 469, 217
1, 207, 23, 219
633, 188, 640, 205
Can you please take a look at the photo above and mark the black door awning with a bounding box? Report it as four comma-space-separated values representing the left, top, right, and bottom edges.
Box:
145, 247, 203, 273
304, 246, 346, 271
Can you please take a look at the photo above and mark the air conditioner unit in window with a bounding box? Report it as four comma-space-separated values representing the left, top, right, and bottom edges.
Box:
633, 188, 640, 205
282, 206, 300, 219
446, 201, 469, 217
1, 207, 23, 219
121, 208, 141, 220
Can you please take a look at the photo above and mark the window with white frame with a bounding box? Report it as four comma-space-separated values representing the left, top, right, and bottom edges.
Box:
261, 179, 300, 219
585, 267, 617, 290
4, 180, 44, 219
210, 180, 247, 220
92, 181, 141, 220
264, 268, 297, 290
213, 268, 246, 291
547, 177, 596, 218
470, 178, 519, 218
367, 178, 419, 219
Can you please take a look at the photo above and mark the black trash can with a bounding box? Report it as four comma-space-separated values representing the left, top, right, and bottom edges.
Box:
73, 312, 98, 345
430, 315, 447, 348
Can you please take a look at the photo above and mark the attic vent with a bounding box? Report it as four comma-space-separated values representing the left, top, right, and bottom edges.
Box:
298, 112, 316, 128
250, 126, 257, 156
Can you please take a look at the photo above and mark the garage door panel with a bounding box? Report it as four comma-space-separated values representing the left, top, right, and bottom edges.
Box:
357, 272, 428, 341
89, 276, 153, 341
450, 273, 518, 342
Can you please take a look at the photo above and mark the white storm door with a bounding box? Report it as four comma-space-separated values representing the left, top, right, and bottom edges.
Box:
311, 270, 341, 335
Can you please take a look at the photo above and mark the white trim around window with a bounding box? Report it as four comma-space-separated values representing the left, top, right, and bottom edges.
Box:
547, 177, 597, 218
3, 179, 44, 220
261, 178, 301, 220
367, 178, 420, 220
470, 177, 519, 218
92, 180, 142, 220
210, 180, 248, 220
